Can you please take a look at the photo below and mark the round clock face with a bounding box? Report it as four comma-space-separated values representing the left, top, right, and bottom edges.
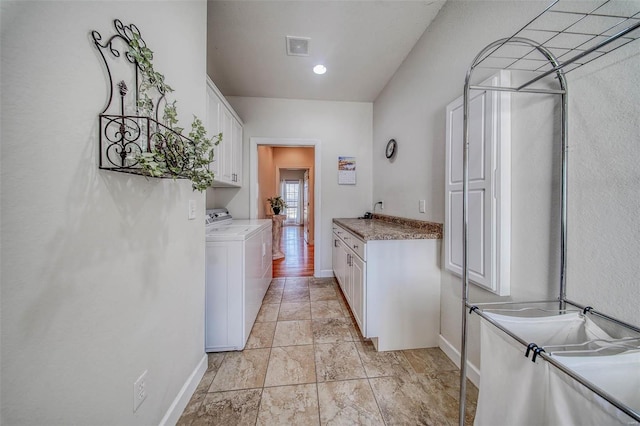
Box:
385, 139, 397, 159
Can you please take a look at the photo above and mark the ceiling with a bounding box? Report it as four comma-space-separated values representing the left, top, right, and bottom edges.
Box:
206, 1, 446, 102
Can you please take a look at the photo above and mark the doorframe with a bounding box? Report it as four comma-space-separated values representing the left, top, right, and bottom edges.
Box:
250, 137, 322, 277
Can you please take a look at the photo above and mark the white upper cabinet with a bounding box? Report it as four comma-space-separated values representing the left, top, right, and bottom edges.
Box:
445, 70, 511, 296
206, 77, 243, 187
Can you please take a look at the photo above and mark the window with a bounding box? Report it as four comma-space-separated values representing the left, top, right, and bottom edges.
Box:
284, 180, 300, 224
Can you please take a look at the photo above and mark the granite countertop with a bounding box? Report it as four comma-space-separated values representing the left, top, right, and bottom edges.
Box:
333, 214, 443, 241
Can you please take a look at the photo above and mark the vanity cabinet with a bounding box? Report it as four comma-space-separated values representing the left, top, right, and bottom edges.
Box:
332, 228, 366, 333
332, 220, 441, 351
206, 77, 243, 187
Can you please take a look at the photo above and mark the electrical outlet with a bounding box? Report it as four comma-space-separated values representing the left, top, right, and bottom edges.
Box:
133, 370, 148, 412
419, 200, 426, 213
188, 199, 196, 220
380, 200, 384, 210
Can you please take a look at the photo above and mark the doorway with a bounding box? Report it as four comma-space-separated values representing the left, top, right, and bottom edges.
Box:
250, 138, 322, 278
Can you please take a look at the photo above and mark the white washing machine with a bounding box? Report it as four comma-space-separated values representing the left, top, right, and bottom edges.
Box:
205, 209, 272, 352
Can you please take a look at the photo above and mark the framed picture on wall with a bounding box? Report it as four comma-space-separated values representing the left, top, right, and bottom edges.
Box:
338, 156, 356, 185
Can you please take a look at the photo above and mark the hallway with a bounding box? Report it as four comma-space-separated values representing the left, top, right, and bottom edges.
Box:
273, 225, 314, 277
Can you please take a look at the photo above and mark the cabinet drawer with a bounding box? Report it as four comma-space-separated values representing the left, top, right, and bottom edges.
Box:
345, 234, 365, 260
334, 224, 366, 261
333, 225, 347, 240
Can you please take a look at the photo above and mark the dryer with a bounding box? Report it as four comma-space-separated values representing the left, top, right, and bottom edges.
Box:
205, 209, 272, 352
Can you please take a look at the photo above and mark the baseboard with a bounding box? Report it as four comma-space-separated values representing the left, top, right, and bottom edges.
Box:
439, 334, 480, 388
316, 269, 335, 278
159, 353, 208, 426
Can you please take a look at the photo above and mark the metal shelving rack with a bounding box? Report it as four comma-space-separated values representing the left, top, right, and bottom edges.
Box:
458, 1, 640, 424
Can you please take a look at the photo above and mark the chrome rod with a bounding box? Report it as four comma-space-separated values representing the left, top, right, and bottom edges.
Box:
458, 58, 473, 426
564, 299, 640, 334
557, 61, 569, 311
481, 307, 580, 314
469, 85, 566, 95
470, 299, 561, 306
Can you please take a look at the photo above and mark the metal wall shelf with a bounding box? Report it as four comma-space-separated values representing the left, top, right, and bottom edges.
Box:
92, 20, 202, 180
470, 0, 640, 90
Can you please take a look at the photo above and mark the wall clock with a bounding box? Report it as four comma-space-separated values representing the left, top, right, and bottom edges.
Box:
385, 139, 397, 159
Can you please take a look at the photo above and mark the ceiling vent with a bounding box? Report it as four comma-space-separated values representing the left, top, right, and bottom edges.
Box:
286, 36, 310, 56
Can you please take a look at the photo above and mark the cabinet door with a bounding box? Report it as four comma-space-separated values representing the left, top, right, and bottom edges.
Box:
232, 119, 243, 186
445, 70, 511, 296
350, 254, 366, 335
344, 249, 353, 305
206, 86, 222, 179
332, 234, 346, 291
219, 106, 234, 184
207, 77, 243, 188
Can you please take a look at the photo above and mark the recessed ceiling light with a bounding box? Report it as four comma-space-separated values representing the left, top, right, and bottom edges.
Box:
313, 64, 327, 75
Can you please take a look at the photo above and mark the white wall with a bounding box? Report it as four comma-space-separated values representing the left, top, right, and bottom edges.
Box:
213, 97, 373, 276
1, 2, 208, 424
566, 47, 640, 326
373, 0, 640, 371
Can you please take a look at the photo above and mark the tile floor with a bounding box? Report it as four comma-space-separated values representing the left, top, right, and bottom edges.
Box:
178, 277, 478, 425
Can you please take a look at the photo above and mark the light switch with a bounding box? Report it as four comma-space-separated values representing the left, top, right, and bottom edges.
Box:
188, 200, 196, 220
419, 200, 426, 213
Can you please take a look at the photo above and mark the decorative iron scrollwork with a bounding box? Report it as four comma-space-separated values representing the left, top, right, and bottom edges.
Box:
92, 19, 209, 182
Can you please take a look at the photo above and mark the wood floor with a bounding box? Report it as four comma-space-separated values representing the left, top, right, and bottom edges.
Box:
273, 225, 314, 277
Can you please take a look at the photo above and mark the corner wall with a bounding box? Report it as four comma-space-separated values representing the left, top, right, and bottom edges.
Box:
1, 2, 208, 424
373, 0, 640, 370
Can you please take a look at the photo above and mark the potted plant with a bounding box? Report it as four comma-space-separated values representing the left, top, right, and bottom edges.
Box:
267, 196, 287, 215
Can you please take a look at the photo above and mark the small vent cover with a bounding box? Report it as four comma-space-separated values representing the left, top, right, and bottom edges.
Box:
286, 36, 310, 56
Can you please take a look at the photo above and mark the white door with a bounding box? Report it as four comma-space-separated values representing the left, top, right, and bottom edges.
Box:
303, 170, 309, 243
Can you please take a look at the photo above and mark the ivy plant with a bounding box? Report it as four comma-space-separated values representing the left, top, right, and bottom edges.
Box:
128, 32, 220, 191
